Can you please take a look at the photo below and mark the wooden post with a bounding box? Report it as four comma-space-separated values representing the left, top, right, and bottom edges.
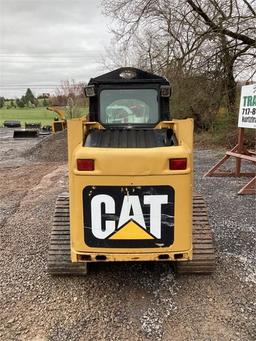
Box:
204, 127, 256, 195
235, 128, 244, 176
238, 176, 256, 195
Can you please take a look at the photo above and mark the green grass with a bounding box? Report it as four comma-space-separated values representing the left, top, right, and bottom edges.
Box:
0, 107, 88, 127
0, 107, 56, 126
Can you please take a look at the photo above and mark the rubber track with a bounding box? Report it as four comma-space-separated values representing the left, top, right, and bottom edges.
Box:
47, 193, 87, 275
175, 194, 216, 274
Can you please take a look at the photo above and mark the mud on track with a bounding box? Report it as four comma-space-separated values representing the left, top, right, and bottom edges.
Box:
0, 130, 255, 341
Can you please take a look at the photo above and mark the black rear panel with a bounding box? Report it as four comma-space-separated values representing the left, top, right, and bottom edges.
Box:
83, 185, 175, 249
84, 128, 176, 148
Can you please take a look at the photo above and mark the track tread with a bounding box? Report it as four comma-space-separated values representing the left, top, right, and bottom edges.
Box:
47, 193, 87, 276
176, 194, 216, 274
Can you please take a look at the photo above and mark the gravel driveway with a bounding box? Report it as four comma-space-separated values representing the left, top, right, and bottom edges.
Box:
0, 131, 255, 341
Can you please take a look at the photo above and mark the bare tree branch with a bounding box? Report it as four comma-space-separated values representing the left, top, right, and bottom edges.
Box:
186, 0, 256, 47
242, 0, 256, 16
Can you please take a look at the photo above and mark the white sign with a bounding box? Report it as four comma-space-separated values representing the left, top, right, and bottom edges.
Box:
238, 84, 256, 129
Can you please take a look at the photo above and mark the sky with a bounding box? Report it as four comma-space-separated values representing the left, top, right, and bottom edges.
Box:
0, 0, 113, 98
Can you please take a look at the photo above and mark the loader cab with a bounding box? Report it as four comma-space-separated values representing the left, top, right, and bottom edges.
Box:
85, 67, 171, 128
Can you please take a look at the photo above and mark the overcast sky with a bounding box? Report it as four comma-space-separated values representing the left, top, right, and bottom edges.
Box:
0, 0, 113, 98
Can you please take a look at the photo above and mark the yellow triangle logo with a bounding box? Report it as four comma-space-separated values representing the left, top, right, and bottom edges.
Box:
108, 220, 154, 240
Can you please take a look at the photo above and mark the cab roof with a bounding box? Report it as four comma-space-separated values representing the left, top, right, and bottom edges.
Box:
88, 67, 169, 85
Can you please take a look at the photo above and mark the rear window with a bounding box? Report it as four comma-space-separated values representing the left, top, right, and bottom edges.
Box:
100, 89, 159, 125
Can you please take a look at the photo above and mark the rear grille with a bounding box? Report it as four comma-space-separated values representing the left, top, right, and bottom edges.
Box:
84, 128, 176, 148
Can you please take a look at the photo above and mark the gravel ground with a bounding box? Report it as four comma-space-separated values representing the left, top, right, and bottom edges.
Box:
24, 130, 67, 163
0, 128, 44, 168
0, 130, 255, 341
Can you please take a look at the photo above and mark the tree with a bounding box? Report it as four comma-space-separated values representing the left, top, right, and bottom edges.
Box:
102, 0, 256, 114
186, 0, 256, 47
24, 88, 36, 106
42, 98, 49, 107
16, 98, 25, 108
0, 97, 5, 108
49, 80, 87, 117
33, 98, 39, 107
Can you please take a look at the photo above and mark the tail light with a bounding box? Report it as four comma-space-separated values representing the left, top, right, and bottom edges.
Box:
77, 159, 95, 171
169, 158, 187, 170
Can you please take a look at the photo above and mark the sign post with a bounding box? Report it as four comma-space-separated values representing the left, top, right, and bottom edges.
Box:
204, 84, 256, 195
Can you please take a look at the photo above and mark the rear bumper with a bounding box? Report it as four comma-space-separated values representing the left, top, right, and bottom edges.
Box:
72, 249, 192, 262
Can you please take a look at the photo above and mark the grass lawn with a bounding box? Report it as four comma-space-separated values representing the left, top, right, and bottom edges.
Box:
0, 107, 88, 127
0, 107, 56, 126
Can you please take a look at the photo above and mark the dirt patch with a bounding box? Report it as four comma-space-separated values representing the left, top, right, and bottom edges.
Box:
24, 130, 68, 162
0, 163, 62, 229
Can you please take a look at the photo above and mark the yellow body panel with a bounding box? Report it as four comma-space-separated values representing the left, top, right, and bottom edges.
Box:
67, 118, 194, 263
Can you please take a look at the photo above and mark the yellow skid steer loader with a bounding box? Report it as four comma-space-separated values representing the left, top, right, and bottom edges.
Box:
47, 67, 215, 275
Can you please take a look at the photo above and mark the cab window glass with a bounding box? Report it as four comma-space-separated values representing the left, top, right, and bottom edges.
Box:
100, 89, 159, 124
